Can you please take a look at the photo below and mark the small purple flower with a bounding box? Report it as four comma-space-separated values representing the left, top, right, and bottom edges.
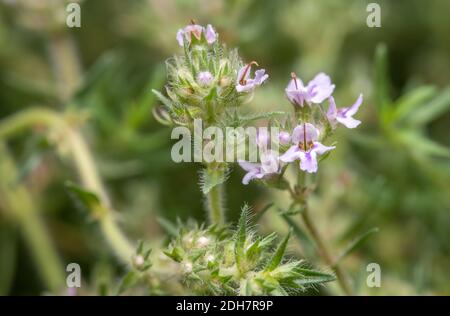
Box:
236, 62, 269, 93
176, 22, 217, 46
285, 72, 335, 107
204, 24, 217, 44
197, 71, 214, 87
238, 128, 280, 184
279, 123, 335, 173
238, 150, 280, 185
327, 94, 363, 129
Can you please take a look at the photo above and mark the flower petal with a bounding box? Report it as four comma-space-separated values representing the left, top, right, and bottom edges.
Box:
205, 24, 217, 44
285, 77, 306, 106
299, 151, 318, 173
279, 146, 301, 162
344, 94, 363, 116
336, 115, 361, 128
286, 77, 304, 91
242, 170, 260, 185
260, 151, 279, 174
237, 65, 250, 83
236, 83, 252, 93
238, 160, 260, 173
312, 142, 335, 155
327, 96, 338, 122
291, 123, 320, 144
307, 72, 335, 104
176, 29, 184, 46
254, 69, 269, 85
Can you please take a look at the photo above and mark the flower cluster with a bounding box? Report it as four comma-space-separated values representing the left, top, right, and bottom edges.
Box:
238, 72, 363, 184
163, 208, 335, 295
153, 22, 268, 128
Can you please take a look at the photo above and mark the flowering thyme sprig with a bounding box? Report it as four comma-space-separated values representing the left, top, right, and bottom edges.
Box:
153, 21, 271, 226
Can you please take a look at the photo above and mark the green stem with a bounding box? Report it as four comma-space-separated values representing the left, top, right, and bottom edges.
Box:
301, 207, 352, 296
0, 143, 65, 293
206, 181, 225, 225
0, 109, 134, 264
288, 169, 352, 295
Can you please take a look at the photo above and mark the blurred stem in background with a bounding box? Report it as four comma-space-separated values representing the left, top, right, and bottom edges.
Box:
300, 208, 352, 295
46, 9, 135, 264
0, 108, 135, 264
288, 169, 353, 295
0, 143, 65, 293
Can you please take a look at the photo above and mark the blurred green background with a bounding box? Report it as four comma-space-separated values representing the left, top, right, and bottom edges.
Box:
0, 0, 449, 295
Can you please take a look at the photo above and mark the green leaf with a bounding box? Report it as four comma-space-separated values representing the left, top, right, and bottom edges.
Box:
281, 214, 313, 257
253, 203, 274, 222
126, 65, 166, 129
334, 227, 379, 267
116, 270, 139, 295
163, 246, 183, 263
392, 86, 437, 124
265, 229, 291, 272
64, 181, 100, 209
199, 165, 229, 195
406, 87, 450, 126
259, 232, 277, 248
397, 131, 450, 159
156, 217, 178, 236
151, 89, 174, 110
294, 268, 336, 286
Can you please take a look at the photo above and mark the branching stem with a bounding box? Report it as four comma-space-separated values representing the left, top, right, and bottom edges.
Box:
287, 173, 352, 295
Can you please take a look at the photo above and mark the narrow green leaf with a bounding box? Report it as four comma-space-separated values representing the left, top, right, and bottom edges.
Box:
393, 86, 437, 124
156, 217, 178, 236
265, 229, 291, 272
281, 214, 313, 257
64, 181, 100, 209
151, 89, 174, 110
397, 131, 450, 159
334, 227, 379, 267
126, 65, 166, 128
116, 270, 139, 295
406, 88, 450, 126
294, 268, 336, 286
253, 202, 273, 222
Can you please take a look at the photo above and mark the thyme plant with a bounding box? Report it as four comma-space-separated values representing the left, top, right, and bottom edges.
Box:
150, 21, 364, 295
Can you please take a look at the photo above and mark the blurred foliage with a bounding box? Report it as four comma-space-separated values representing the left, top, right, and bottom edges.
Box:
0, 0, 449, 295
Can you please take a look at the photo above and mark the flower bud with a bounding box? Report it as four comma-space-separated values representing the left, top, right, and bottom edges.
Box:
197, 71, 214, 87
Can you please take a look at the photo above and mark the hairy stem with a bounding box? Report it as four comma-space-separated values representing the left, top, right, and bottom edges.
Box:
206, 181, 225, 225
0, 143, 65, 293
66, 128, 134, 261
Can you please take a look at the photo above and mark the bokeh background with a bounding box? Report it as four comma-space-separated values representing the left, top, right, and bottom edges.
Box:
0, 0, 449, 295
